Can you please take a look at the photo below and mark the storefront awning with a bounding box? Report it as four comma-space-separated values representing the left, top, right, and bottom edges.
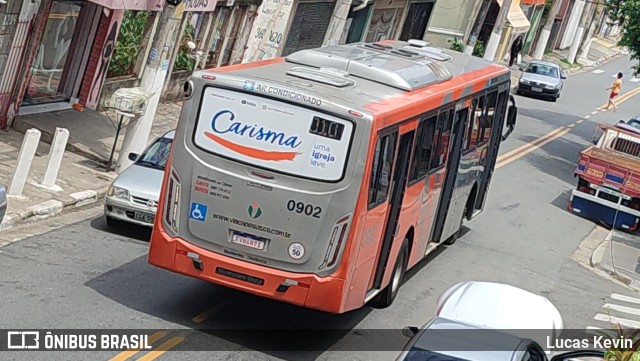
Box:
496, 0, 531, 34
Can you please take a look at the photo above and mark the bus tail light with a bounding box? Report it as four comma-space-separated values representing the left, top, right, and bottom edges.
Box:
165, 169, 181, 233
318, 214, 351, 270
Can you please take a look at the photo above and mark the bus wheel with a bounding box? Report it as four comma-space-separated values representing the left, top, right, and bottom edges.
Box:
373, 239, 408, 308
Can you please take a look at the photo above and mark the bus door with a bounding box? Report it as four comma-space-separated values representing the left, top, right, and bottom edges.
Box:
366, 129, 415, 293
475, 86, 509, 211
431, 104, 468, 243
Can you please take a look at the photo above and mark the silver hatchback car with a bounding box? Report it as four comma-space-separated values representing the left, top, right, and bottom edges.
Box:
516, 60, 566, 101
104, 130, 174, 227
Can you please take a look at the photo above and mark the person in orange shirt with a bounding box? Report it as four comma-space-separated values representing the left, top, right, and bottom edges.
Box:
606, 72, 623, 111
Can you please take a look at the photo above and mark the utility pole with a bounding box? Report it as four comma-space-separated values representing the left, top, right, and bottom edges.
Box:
483, 0, 513, 61
465, 0, 491, 56
568, 0, 594, 64
532, 0, 563, 60
117, 3, 184, 172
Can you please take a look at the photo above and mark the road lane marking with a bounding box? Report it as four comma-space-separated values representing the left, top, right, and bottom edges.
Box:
594, 313, 640, 328
576, 119, 584, 124
135, 337, 185, 361
584, 115, 591, 119
611, 293, 640, 305
108, 332, 167, 361
496, 127, 567, 163
496, 127, 572, 168
593, 70, 604, 74
192, 300, 232, 324
603, 303, 640, 317
568, 124, 576, 128
591, 111, 599, 115
631, 78, 639, 83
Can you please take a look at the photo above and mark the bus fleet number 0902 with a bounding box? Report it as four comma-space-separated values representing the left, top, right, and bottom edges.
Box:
287, 200, 321, 218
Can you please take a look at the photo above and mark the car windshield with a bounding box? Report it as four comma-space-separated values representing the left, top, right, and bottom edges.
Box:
629, 119, 640, 130
136, 137, 172, 170
525, 64, 559, 78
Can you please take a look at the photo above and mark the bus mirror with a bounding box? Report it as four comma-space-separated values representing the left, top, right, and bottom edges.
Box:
507, 105, 517, 127
502, 95, 517, 141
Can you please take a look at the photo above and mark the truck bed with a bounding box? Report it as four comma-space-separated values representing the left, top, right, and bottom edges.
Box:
582, 146, 640, 170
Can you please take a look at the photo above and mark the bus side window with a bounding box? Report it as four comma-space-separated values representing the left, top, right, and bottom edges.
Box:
368, 132, 397, 207
430, 109, 453, 171
465, 97, 482, 151
410, 115, 438, 181
479, 91, 498, 145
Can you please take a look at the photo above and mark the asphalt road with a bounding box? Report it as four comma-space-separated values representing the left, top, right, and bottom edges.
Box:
1, 55, 640, 361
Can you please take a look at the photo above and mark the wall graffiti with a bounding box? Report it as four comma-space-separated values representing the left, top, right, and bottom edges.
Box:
86, 10, 123, 109
242, 0, 294, 62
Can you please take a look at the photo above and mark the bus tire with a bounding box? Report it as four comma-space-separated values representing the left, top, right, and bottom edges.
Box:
373, 239, 408, 308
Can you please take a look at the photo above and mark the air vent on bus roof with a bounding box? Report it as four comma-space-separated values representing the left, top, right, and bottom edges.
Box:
284, 42, 453, 91
285, 66, 355, 87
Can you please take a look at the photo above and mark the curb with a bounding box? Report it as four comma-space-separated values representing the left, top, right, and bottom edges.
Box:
0, 189, 105, 232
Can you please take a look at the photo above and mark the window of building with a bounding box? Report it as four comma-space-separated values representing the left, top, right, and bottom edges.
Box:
369, 132, 397, 207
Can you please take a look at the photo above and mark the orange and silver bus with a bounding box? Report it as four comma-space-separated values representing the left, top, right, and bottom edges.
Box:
148, 40, 517, 313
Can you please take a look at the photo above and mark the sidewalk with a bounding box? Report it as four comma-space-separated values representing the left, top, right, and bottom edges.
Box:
0, 127, 117, 232
591, 230, 640, 290
506, 35, 623, 85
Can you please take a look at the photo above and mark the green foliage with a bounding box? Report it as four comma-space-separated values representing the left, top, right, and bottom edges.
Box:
473, 39, 485, 57
604, 0, 640, 75
448, 37, 464, 52
598, 323, 640, 361
174, 21, 196, 72
107, 11, 150, 78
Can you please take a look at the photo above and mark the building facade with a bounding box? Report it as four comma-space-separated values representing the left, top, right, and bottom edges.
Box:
0, 0, 167, 129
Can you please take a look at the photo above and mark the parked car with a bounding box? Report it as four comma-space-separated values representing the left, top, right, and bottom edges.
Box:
516, 60, 566, 102
397, 281, 603, 361
0, 184, 7, 226
626, 115, 640, 130
104, 130, 174, 228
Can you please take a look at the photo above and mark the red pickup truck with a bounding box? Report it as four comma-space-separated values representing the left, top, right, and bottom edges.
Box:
569, 122, 640, 232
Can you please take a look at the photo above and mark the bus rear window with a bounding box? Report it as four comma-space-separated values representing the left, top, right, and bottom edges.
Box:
192, 86, 354, 182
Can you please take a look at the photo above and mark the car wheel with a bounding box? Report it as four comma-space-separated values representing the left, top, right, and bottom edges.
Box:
372, 238, 409, 308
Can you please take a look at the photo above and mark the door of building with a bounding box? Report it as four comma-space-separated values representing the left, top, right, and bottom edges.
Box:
281, 0, 335, 56
22, 1, 86, 106
399, 1, 434, 41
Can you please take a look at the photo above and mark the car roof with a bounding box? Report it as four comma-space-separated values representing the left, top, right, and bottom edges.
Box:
408, 317, 532, 361
527, 60, 559, 68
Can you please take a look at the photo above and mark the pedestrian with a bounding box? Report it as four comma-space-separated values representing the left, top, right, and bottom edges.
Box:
605, 72, 623, 111
509, 35, 523, 67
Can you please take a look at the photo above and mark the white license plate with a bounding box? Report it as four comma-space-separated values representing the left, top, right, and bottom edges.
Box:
531, 87, 543, 92
232, 234, 266, 250
134, 212, 154, 223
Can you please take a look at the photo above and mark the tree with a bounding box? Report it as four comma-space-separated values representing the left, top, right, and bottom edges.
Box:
605, 0, 640, 75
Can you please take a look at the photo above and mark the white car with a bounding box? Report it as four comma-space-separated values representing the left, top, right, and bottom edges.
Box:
104, 130, 174, 227
396, 281, 596, 361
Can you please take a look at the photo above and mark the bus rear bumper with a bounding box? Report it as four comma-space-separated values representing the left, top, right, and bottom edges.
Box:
148, 227, 348, 313
569, 190, 640, 231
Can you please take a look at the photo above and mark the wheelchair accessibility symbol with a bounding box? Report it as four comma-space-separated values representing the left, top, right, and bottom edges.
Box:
190, 202, 208, 222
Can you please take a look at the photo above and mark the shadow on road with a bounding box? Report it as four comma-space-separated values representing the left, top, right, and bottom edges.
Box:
89, 215, 152, 242
517, 107, 582, 127
84, 237, 450, 359
515, 135, 585, 185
